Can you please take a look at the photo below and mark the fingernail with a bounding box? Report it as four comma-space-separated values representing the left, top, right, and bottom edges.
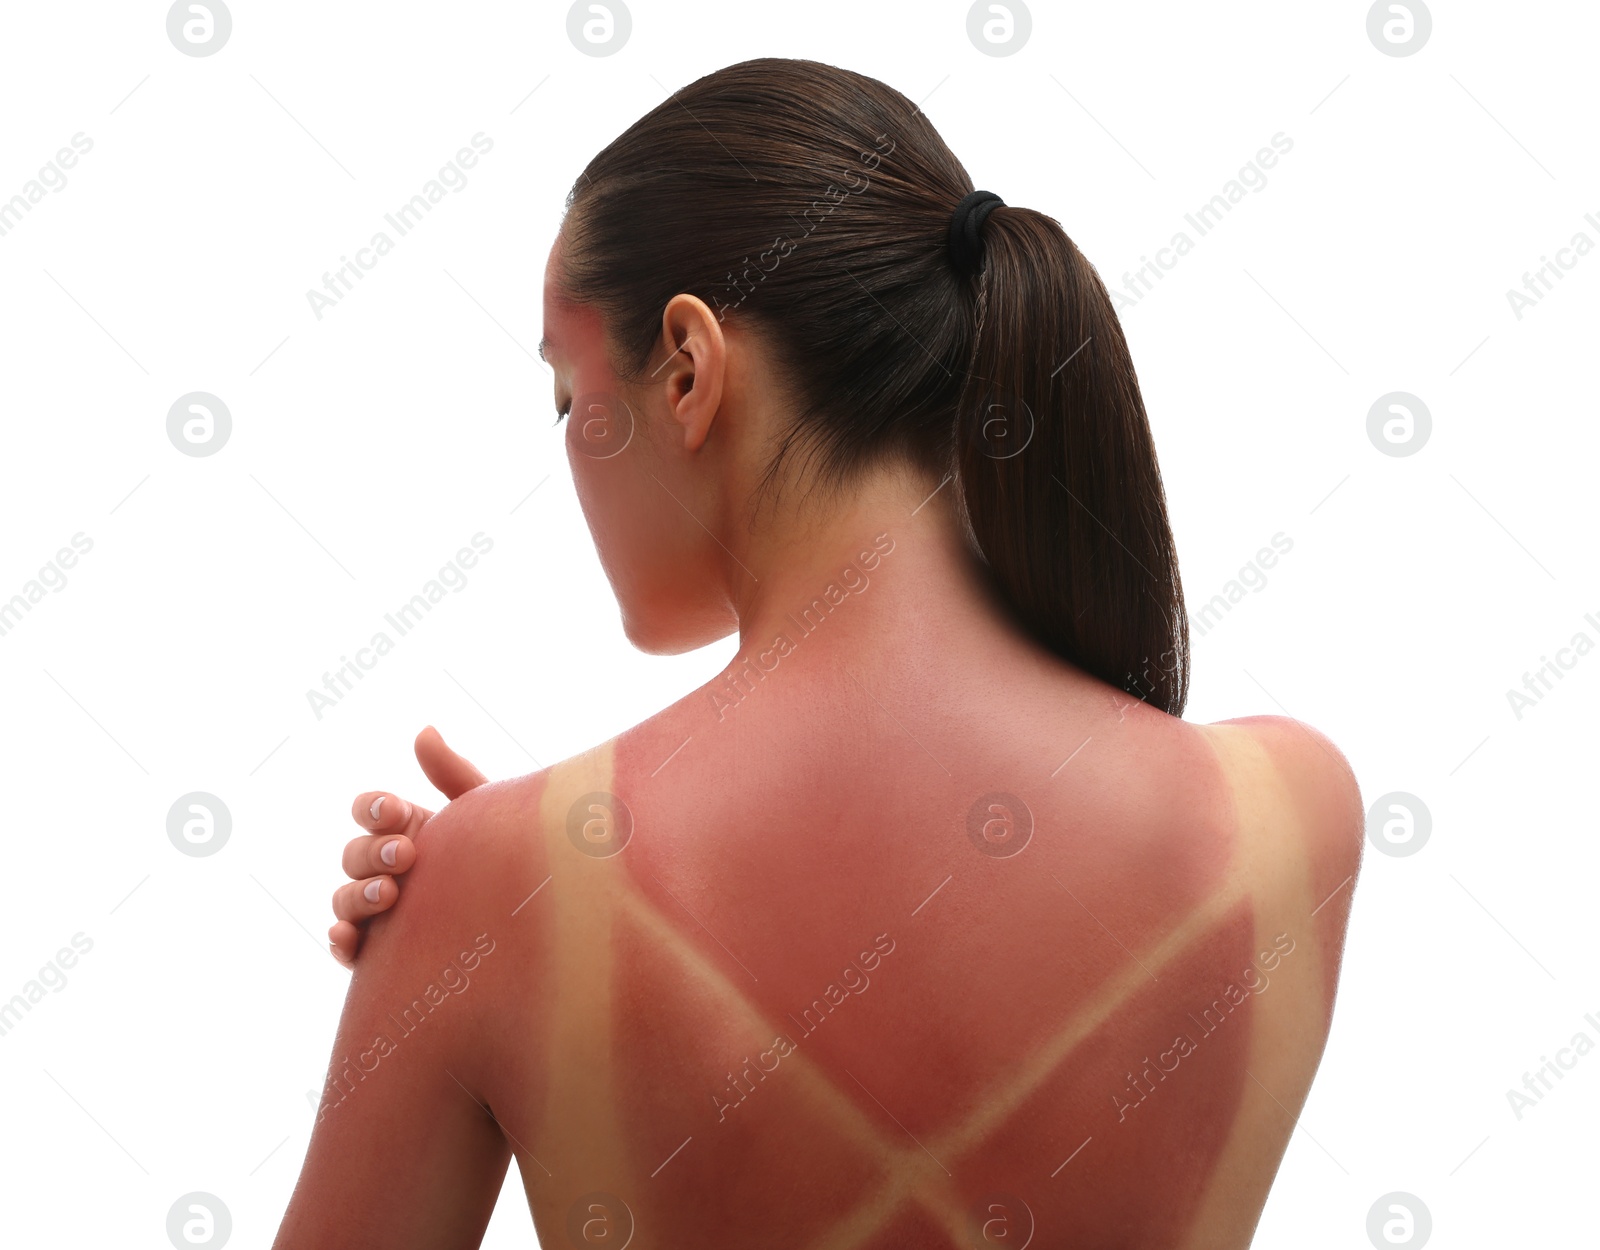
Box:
364, 880, 382, 903
380, 839, 398, 867
369, 795, 386, 823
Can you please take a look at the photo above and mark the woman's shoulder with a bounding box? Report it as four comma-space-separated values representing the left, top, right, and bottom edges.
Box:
1196, 713, 1365, 893
357, 771, 555, 961
391, 732, 650, 928
1202, 712, 1360, 802
1200, 713, 1359, 795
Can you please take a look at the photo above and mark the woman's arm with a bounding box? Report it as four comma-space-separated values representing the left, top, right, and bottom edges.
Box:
279, 786, 514, 1248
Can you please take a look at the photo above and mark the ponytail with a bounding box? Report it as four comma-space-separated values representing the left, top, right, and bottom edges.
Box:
559, 57, 1189, 715
954, 209, 1188, 715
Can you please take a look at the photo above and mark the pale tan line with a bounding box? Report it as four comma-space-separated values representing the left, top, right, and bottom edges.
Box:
932, 877, 1250, 1161
613, 889, 907, 1163
534, 747, 635, 1195
613, 888, 970, 1239
811, 877, 1254, 1250
605, 852, 1248, 1249
1243, 1069, 1349, 1175
803, 1176, 971, 1250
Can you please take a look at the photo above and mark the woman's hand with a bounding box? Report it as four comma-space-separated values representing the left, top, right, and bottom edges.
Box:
328, 725, 489, 966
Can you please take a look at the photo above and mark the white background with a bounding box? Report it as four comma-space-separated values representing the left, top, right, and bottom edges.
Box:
0, 1, 1594, 1246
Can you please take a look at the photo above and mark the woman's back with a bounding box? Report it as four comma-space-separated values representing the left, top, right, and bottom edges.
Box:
281, 59, 1364, 1249
437, 572, 1363, 1249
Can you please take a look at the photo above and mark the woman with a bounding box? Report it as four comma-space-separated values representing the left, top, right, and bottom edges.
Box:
279, 57, 1362, 1249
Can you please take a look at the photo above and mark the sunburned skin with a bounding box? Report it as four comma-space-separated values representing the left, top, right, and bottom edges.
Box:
285, 235, 1363, 1250
294, 537, 1362, 1250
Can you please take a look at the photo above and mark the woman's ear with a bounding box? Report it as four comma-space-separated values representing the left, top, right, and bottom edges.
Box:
658, 294, 726, 453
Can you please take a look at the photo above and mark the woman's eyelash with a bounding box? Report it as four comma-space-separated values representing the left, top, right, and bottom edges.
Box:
554, 401, 570, 425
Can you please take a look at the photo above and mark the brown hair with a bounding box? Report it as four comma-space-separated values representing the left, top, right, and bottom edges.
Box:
559, 57, 1189, 715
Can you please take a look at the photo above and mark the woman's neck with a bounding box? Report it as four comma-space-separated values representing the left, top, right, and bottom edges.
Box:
726, 461, 1029, 672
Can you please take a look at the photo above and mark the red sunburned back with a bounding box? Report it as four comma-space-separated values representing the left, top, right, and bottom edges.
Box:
487, 639, 1356, 1250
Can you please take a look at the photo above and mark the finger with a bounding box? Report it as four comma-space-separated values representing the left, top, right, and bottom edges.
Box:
329, 921, 361, 966
350, 791, 428, 834
415, 725, 490, 800
341, 832, 416, 880
332, 876, 396, 924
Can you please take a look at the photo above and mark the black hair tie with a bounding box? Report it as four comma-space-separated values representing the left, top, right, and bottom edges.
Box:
948, 189, 1005, 276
